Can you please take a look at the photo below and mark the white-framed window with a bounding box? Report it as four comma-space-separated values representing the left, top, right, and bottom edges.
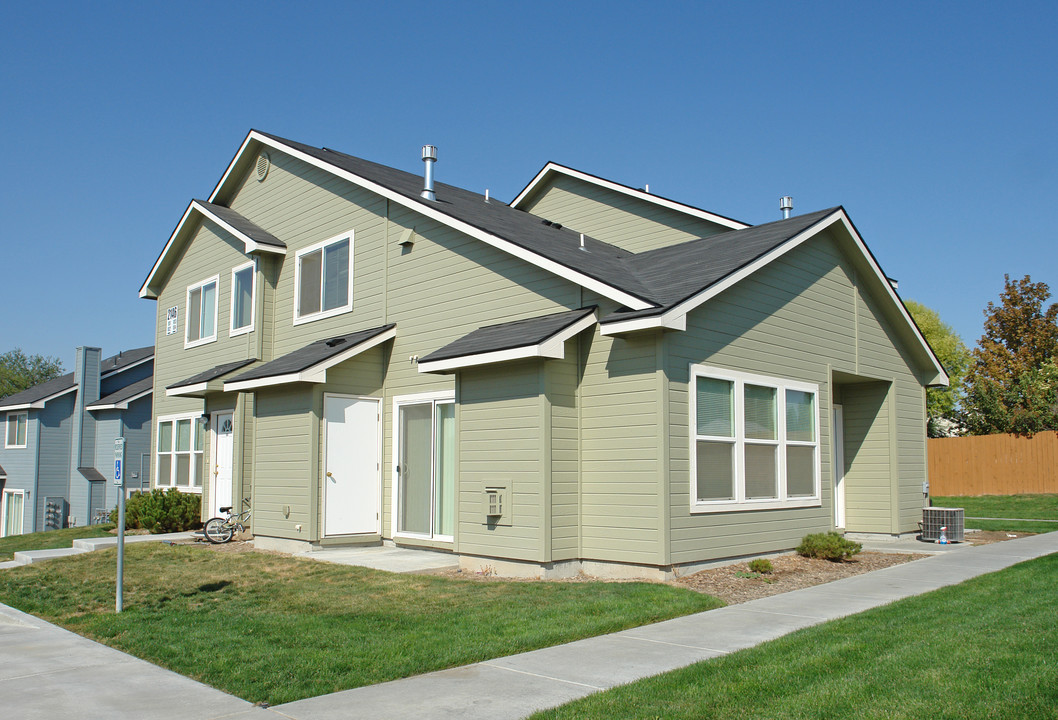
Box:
5, 412, 27, 448
185, 276, 219, 348
294, 231, 352, 325
229, 260, 256, 336
690, 364, 820, 512
155, 414, 207, 492
1, 489, 25, 537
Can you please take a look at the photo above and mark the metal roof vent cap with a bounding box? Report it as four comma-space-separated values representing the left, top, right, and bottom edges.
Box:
780, 196, 793, 219
256, 153, 270, 182
421, 145, 437, 201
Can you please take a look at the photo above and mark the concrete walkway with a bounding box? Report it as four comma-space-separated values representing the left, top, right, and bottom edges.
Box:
0, 532, 1054, 720
0, 531, 194, 569
292, 543, 460, 573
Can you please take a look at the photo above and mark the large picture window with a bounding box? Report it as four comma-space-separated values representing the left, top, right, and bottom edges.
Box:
5, 412, 27, 448
690, 365, 819, 512
230, 261, 256, 336
294, 232, 352, 324
185, 276, 219, 347
156, 415, 206, 491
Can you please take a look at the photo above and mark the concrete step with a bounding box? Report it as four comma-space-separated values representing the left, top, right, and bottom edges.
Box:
12, 547, 90, 565
73, 531, 195, 551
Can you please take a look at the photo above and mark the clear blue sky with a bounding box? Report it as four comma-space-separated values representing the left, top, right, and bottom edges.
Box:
2, 1, 1055, 370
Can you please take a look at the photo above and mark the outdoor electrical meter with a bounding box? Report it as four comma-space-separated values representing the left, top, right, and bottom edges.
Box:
114, 437, 126, 487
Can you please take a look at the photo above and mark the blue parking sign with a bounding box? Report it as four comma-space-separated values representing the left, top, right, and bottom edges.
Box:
115, 459, 122, 481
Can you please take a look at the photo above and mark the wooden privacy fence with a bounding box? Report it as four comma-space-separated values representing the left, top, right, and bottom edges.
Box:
928, 431, 1058, 496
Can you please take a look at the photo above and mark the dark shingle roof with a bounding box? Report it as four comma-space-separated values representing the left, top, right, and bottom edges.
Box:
0, 347, 154, 410
101, 346, 154, 375
0, 464, 6, 478
78, 467, 107, 483
228, 324, 395, 384
167, 359, 257, 391
87, 377, 153, 409
421, 308, 597, 363
195, 200, 285, 249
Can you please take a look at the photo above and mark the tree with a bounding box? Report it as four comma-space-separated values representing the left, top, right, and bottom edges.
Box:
0, 349, 65, 400
962, 275, 1058, 435
905, 300, 971, 437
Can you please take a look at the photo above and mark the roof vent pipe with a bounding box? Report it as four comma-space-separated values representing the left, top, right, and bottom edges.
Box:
780, 196, 793, 219
421, 145, 437, 201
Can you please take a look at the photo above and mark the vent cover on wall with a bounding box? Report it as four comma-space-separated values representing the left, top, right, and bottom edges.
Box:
922, 507, 964, 542
256, 153, 270, 182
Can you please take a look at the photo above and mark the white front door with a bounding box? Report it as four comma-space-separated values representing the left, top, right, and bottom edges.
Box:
210, 411, 235, 518
833, 405, 846, 529
324, 395, 381, 536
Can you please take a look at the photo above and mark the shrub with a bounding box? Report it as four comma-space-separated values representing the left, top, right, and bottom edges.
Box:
748, 558, 774, 574
110, 489, 202, 533
796, 531, 862, 562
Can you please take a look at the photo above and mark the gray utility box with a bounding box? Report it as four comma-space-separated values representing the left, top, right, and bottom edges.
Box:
922, 507, 964, 542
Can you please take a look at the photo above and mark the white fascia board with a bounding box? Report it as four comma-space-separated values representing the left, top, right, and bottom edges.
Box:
223, 326, 397, 392
419, 312, 596, 373
101, 356, 153, 379
0, 403, 32, 411
510, 163, 750, 231
599, 311, 686, 336
31, 386, 78, 408
87, 387, 152, 411
165, 382, 209, 398
211, 133, 651, 312
140, 201, 198, 298
192, 201, 286, 256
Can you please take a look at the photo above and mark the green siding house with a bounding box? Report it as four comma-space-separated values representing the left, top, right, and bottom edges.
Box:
139, 131, 947, 577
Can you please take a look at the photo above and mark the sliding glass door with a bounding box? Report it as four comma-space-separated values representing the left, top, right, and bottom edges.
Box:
396, 397, 454, 540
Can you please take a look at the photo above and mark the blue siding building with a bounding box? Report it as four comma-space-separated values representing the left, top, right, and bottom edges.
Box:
0, 346, 153, 536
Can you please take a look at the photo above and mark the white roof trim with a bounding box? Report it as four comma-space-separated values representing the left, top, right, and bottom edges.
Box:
87, 387, 152, 411
0, 384, 79, 411
223, 326, 397, 392
418, 312, 596, 374
139, 200, 283, 299
101, 355, 153, 379
206, 132, 652, 311
165, 382, 210, 398
510, 162, 750, 231
598, 209, 948, 386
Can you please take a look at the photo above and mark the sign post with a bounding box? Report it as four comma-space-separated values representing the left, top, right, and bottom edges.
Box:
114, 437, 126, 613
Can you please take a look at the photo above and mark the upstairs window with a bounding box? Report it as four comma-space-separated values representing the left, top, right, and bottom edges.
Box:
295, 232, 352, 324
230, 261, 256, 336
185, 276, 219, 347
691, 365, 820, 512
5, 412, 27, 448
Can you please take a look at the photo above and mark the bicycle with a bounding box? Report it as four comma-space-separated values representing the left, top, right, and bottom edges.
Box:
203, 498, 252, 543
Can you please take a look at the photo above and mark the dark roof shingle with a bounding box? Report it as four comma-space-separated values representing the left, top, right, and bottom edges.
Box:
228, 324, 395, 384
195, 200, 285, 249
87, 377, 153, 409
421, 307, 597, 363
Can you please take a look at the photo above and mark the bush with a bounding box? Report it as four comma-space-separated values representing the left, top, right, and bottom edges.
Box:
748, 558, 774, 574
110, 489, 202, 533
796, 531, 862, 562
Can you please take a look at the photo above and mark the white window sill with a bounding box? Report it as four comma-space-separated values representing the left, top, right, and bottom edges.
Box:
184, 336, 217, 350
229, 325, 254, 338
690, 498, 821, 513
293, 304, 353, 326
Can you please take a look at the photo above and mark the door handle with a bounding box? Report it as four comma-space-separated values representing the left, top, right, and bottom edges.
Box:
326, 472, 334, 479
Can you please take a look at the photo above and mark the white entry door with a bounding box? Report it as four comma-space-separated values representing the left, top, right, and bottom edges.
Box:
833, 405, 846, 529
210, 411, 235, 519
324, 395, 381, 536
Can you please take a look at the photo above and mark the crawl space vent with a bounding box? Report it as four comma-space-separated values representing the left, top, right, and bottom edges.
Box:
922, 507, 964, 542
256, 153, 270, 182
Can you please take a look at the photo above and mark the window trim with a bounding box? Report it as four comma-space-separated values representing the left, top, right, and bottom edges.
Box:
5, 411, 27, 448
229, 260, 257, 337
155, 413, 206, 494
292, 231, 354, 326
391, 390, 456, 543
689, 364, 820, 513
1, 489, 26, 537
184, 275, 220, 348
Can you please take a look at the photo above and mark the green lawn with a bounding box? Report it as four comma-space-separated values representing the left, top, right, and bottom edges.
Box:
0, 524, 115, 561
532, 553, 1058, 719
932, 494, 1058, 533
0, 543, 720, 705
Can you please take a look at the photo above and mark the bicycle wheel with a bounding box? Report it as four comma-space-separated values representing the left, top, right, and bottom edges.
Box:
204, 517, 234, 544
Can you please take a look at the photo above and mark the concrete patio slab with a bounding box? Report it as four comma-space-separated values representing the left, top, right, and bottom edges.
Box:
72, 531, 193, 551
293, 544, 459, 573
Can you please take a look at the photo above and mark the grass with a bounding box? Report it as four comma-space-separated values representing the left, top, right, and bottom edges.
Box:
0, 524, 115, 561
932, 494, 1058, 533
0, 543, 720, 705
531, 553, 1058, 719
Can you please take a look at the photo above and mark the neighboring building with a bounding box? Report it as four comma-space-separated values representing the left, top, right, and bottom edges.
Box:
0, 347, 153, 536
139, 130, 947, 577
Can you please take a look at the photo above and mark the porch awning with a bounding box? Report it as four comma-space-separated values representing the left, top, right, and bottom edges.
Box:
224, 324, 396, 392
167, 358, 258, 398
417, 307, 596, 374
87, 377, 153, 410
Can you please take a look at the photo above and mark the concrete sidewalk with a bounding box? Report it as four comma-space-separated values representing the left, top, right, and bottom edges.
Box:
0, 532, 1054, 720
0, 531, 194, 569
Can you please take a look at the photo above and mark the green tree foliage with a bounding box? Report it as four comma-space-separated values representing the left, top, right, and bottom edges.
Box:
963, 275, 1058, 435
905, 300, 971, 436
0, 349, 64, 400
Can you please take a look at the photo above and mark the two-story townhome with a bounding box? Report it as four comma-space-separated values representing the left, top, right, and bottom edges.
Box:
139, 130, 946, 578
0, 346, 153, 536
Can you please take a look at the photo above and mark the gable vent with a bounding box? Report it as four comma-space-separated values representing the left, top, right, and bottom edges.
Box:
256, 153, 270, 182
